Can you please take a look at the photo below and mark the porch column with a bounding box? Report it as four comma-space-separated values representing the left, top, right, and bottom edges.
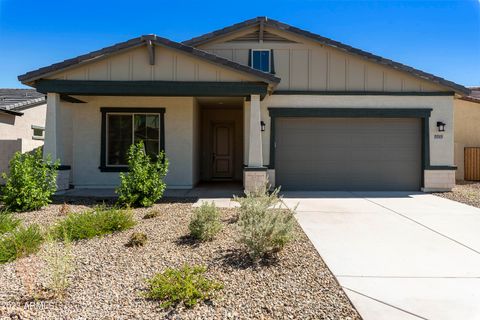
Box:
44, 92, 59, 161
247, 94, 263, 167
244, 94, 268, 192
44, 92, 70, 191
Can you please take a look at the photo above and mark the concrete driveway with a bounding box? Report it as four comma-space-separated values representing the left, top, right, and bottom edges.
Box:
281, 192, 480, 320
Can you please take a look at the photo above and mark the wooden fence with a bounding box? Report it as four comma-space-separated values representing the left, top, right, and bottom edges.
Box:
465, 147, 480, 181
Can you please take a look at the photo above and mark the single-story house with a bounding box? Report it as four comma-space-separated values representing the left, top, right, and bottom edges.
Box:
0, 89, 46, 182
454, 88, 480, 181
17, 17, 471, 192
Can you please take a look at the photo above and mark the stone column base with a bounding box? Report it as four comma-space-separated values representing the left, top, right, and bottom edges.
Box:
56, 165, 71, 191
422, 169, 455, 192
243, 167, 268, 193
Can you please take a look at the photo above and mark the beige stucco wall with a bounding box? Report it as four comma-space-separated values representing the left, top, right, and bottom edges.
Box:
454, 98, 480, 180
56, 96, 197, 189
0, 104, 46, 141
198, 26, 448, 93
0, 104, 46, 180
192, 98, 201, 186
248, 95, 454, 168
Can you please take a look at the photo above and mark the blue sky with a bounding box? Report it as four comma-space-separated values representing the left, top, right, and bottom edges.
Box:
0, 0, 479, 88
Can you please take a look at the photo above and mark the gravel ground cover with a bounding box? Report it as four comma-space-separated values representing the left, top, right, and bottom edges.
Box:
434, 181, 480, 209
0, 199, 360, 320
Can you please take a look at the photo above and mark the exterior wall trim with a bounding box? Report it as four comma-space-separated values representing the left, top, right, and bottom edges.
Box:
99, 107, 166, 172
267, 107, 433, 188
35, 80, 270, 99
426, 165, 457, 170
272, 90, 455, 96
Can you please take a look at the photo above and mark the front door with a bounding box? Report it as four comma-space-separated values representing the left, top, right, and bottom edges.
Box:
212, 122, 234, 179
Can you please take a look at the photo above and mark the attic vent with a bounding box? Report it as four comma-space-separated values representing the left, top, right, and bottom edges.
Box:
227, 30, 297, 43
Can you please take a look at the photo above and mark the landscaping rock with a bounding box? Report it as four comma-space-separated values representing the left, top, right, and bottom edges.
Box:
0, 199, 360, 319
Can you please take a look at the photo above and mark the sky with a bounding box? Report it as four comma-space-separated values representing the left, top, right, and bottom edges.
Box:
0, 0, 479, 89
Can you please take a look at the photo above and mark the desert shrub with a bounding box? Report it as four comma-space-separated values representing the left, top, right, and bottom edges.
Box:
51, 207, 136, 241
116, 141, 169, 208
145, 265, 223, 309
41, 233, 74, 299
189, 202, 222, 241
1, 149, 59, 212
0, 224, 44, 264
58, 203, 71, 216
235, 185, 295, 261
0, 213, 21, 235
15, 255, 42, 299
143, 209, 160, 219
126, 232, 147, 247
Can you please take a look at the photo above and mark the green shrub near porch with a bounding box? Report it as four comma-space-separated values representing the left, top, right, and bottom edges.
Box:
116, 141, 169, 207
1, 149, 59, 212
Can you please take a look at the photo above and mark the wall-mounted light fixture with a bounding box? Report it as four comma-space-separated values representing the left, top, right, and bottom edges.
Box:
260, 121, 266, 132
436, 121, 446, 132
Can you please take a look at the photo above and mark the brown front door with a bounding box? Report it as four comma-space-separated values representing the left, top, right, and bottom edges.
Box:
212, 122, 234, 179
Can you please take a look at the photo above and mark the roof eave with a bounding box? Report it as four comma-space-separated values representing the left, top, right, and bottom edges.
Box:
0, 108, 23, 116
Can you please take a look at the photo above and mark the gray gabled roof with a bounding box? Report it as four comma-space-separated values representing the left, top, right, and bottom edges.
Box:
0, 89, 46, 116
184, 17, 470, 96
18, 35, 280, 85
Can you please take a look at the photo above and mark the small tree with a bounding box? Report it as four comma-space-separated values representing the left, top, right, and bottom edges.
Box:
116, 141, 169, 207
2, 149, 59, 212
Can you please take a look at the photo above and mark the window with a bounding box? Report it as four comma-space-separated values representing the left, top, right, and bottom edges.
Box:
251, 49, 271, 72
100, 108, 165, 171
31, 125, 45, 140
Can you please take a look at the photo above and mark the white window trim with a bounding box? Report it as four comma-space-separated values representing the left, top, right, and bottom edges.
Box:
251, 49, 271, 73
105, 112, 161, 167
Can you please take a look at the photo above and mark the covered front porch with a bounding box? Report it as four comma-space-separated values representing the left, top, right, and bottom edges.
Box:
42, 81, 269, 192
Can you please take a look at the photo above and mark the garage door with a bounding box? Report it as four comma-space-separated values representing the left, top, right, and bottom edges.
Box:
275, 117, 422, 191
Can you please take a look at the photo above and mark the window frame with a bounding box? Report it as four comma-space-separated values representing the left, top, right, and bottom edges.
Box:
31, 125, 45, 140
251, 49, 271, 73
99, 107, 165, 172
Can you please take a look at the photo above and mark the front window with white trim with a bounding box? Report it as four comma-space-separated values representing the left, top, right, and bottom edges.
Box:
106, 113, 160, 166
251, 49, 271, 72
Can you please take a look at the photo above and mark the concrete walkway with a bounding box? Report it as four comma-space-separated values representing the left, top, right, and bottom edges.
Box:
281, 191, 480, 320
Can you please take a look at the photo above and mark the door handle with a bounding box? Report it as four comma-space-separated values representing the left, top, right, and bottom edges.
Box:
212, 153, 216, 163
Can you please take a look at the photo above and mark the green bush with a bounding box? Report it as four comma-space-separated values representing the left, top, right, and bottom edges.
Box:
0, 213, 21, 235
145, 265, 223, 309
235, 186, 295, 261
51, 207, 136, 241
0, 224, 44, 264
116, 141, 169, 208
189, 202, 222, 241
1, 149, 59, 212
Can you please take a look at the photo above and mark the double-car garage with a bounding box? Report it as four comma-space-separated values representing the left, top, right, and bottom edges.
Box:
273, 114, 423, 191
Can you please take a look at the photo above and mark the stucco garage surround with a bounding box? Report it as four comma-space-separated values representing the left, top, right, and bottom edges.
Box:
255, 94, 455, 191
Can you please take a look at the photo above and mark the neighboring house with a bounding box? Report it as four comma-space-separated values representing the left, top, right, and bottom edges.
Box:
17, 17, 470, 192
454, 88, 480, 181
0, 89, 46, 182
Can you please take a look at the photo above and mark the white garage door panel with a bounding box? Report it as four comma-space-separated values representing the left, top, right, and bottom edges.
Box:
275, 117, 422, 191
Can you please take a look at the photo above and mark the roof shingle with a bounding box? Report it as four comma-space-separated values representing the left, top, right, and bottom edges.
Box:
0, 89, 45, 115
